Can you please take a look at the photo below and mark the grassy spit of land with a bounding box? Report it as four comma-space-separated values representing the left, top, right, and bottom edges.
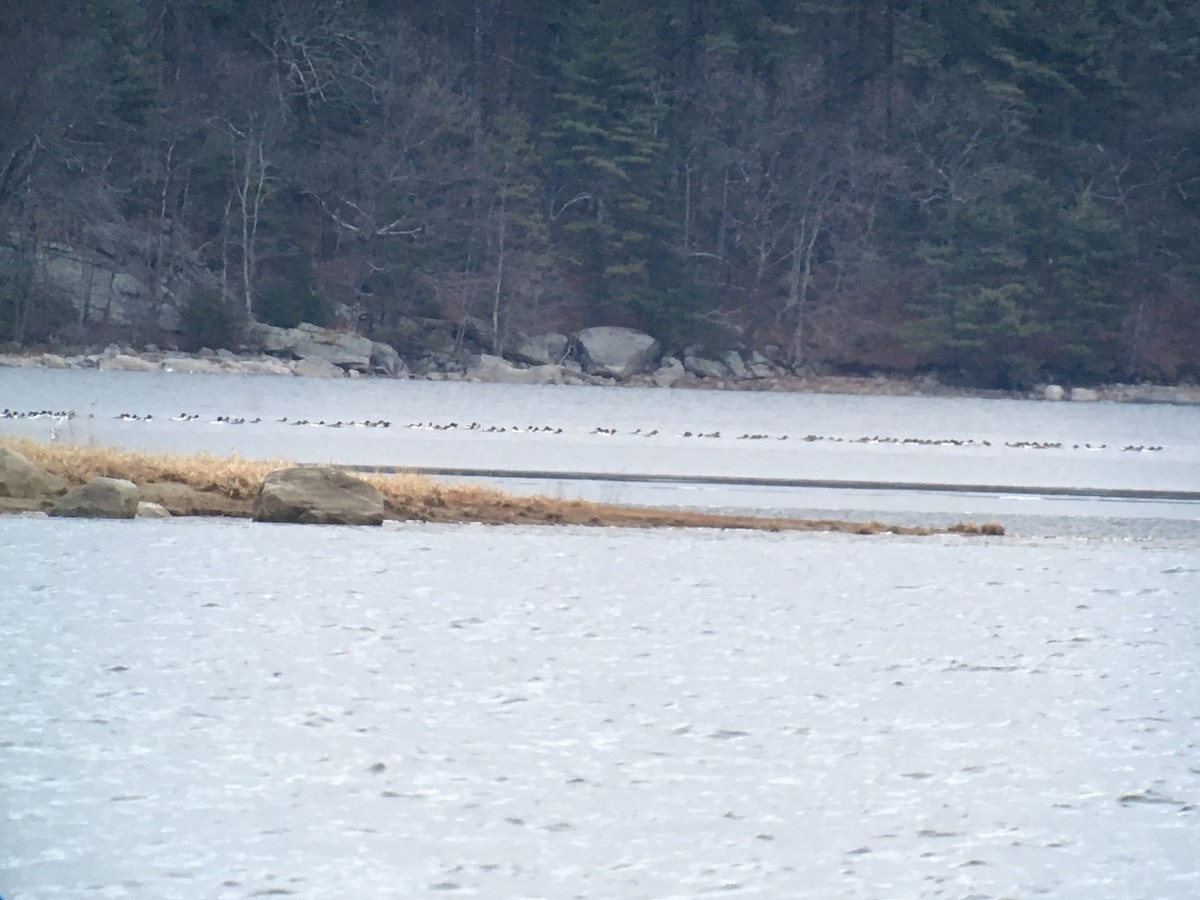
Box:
0, 436, 1004, 536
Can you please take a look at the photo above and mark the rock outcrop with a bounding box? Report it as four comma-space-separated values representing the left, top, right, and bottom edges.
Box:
294, 326, 374, 370
236, 357, 295, 376
292, 357, 346, 378
247, 322, 375, 372
684, 354, 730, 380
723, 351, 748, 379
510, 332, 570, 366
0, 447, 70, 499
468, 354, 566, 385
39, 243, 149, 326
577, 326, 660, 379
50, 476, 140, 519
747, 351, 779, 379
0, 448, 70, 501
652, 357, 686, 387
370, 341, 405, 376
3, 315, 1198, 403
253, 467, 385, 526
139, 482, 250, 517
98, 353, 159, 372
160, 356, 227, 374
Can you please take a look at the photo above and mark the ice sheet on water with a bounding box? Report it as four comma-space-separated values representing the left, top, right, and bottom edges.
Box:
2, 516, 1198, 898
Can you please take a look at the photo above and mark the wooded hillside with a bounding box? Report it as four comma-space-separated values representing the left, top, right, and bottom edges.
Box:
3, 1, 1198, 387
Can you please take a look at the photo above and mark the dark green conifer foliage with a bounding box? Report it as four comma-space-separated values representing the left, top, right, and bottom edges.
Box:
1, 0, 1197, 382
543, 0, 707, 344
90, 0, 159, 128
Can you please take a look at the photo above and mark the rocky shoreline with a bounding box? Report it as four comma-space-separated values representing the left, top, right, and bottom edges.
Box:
3, 320, 1198, 406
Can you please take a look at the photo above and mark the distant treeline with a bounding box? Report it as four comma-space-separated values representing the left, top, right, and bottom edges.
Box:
2, 1, 1198, 386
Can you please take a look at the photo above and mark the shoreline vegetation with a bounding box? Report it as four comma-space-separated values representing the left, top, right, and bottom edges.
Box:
0, 437, 1004, 537
5, 5, 1200, 395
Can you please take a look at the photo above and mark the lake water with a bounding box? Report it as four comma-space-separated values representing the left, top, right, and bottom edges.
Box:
2, 517, 1198, 899
2, 369, 1199, 898
4, 368, 1199, 529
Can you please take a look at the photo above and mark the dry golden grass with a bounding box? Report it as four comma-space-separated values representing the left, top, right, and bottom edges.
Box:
1, 436, 1004, 536
3, 436, 281, 500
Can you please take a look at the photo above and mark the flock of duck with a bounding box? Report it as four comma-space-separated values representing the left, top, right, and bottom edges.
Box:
3, 409, 76, 421
0, 407, 1166, 452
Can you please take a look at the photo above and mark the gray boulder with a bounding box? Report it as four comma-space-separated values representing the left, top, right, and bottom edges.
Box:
684, 355, 730, 379
370, 341, 406, 376
653, 356, 686, 387
248, 322, 374, 371
248, 322, 299, 354
98, 353, 159, 373
510, 332, 570, 366
469, 354, 565, 385
50, 477, 140, 519
253, 467, 385, 526
576, 326, 660, 379
748, 351, 778, 378
136, 501, 172, 518
0, 355, 39, 368
160, 356, 225, 374
292, 358, 345, 378
235, 357, 295, 376
1070, 387, 1099, 402
1121, 384, 1196, 405
747, 363, 774, 379
292, 324, 374, 371
1043, 384, 1065, 401
723, 351, 748, 379
38, 353, 72, 369
0, 447, 70, 498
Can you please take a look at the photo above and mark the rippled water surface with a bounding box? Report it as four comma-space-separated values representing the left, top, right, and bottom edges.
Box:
4, 368, 1200, 526
3, 517, 1199, 899
3, 369, 1199, 897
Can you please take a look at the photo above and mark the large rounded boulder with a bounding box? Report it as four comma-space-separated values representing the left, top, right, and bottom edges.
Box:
576, 326, 661, 379
253, 467, 385, 526
0, 446, 70, 499
50, 476, 140, 519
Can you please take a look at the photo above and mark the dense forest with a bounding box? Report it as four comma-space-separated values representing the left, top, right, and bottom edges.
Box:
2, 0, 1198, 387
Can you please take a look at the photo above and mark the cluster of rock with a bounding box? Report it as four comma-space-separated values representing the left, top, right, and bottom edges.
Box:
1, 445, 385, 526
0, 322, 799, 388
2, 319, 1198, 403
0, 447, 167, 519
0, 323, 404, 379
440, 325, 793, 389
1039, 382, 1200, 404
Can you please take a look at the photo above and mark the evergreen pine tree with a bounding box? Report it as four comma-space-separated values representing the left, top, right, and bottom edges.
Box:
543, 0, 706, 344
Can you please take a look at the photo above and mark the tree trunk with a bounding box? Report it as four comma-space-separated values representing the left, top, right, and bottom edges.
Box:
153, 139, 176, 307
230, 125, 268, 318
492, 169, 508, 355
787, 213, 822, 368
